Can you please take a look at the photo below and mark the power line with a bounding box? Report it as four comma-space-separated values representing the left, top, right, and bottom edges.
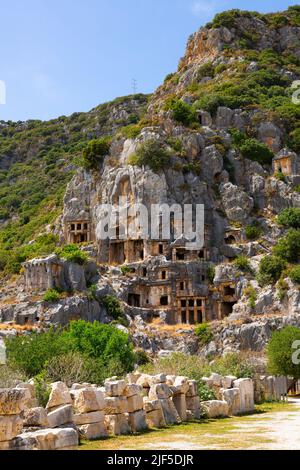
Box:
132, 78, 137, 95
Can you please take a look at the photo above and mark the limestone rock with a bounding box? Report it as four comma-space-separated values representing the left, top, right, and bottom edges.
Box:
16, 427, 78, 450
71, 388, 104, 413
78, 421, 108, 440
220, 183, 254, 222
47, 404, 73, 428
0, 388, 30, 415
105, 414, 131, 436
46, 382, 72, 410
104, 396, 128, 414
23, 407, 49, 428
201, 400, 229, 418
0, 415, 23, 442
149, 383, 172, 400
128, 410, 148, 433
73, 411, 105, 426
104, 380, 126, 397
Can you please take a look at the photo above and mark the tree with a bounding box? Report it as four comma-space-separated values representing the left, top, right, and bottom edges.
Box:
240, 138, 274, 165
267, 326, 300, 379
128, 139, 171, 173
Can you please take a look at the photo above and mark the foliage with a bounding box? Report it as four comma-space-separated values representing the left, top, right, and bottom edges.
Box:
239, 138, 274, 165
289, 266, 300, 284
234, 255, 251, 272
277, 278, 289, 301
0, 365, 26, 388
243, 284, 257, 309
128, 139, 171, 173
277, 208, 300, 229
273, 229, 300, 262
55, 244, 88, 265
198, 381, 216, 401
119, 124, 143, 139
210, 9, 263, 29
211, 353, 254, 379
289, 128, 300, 153
207, 265, 216, 283
43, 288, 61, 303
5, 327, 70, 377
6, 320, 135, 381
120, 265, 132, 276
34, 371, 51, 407
267, 326, 300, 379
82, 137, 112, 170
134, 349, 150, 366
165, 98, 198, 126
257, 255, 286, 286
195, 323, 213, 346
245, 223, 262, 240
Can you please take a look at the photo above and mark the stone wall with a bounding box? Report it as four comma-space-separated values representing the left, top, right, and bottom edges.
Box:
0, 372, 287, 450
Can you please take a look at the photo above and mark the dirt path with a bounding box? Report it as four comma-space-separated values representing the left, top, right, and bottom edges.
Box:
81, 399, 300, 451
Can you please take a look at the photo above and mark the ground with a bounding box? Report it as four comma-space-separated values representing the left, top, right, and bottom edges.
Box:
80, 399, 300, 451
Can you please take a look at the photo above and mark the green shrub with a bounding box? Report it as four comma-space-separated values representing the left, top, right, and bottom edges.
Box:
6, 327, 70, 377
198, 381, 216, 402
245, 223, 262, 240
128, 139, 171, 173
234, 255, 251, 272
243, 285, 257, 309
0, 365, 26, 388
165, 98, 198, 126
277, 208, 300, 229
82, 137, 112, 170
267, 326, 300, 379
274, 171, 286, 182
210, 9, 262, 29
257, 255, 286, 286
289, 266, 300, 284
273, 229, 300, 262
195, 323, 213, 346
134, 349, 150, 366
239, 138, 274, 165
43, 289, 60, 302
56, 244, 88, 265
207, 265, 215, 283
119, 124, 143, 139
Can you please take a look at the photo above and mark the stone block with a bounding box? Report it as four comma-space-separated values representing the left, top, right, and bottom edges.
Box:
78, 421, 108, 440
201, 400, 229, 418
128, 410, 148, 433
221, 376, 237, 389
148, 374, 167, 386
209, 373, 223, 386
186, 395, 201, 419
143, 399, 161, 412
73, 410, 104, 426
149, 383, 172, 400
173, 376, 189, 395
0, 415, 23, 442
23, 407, 49, 428
186, 380, 198, 397
160, 398, 181, 425
46, 382, 72, 410
71, 388, 103, 413
124, 384, 142, 397
104, 396, 128, 414
221, 388, 240, 416
172, 394, 187, 422
16, 428, 78, 450
136, 374, 151, 388
0, 388, 30, 415
104, 380, 126, 397
126, 373, 141, 384
145, 408, 166, 428
105, 414, 131, 436
47, 404, 73, 428
127, 394, 143, 413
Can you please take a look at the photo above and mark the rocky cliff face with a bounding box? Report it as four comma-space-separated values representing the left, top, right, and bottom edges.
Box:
2, 7, 300, 356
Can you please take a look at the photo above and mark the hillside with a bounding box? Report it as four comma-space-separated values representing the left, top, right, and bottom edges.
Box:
0, 94, 149, 276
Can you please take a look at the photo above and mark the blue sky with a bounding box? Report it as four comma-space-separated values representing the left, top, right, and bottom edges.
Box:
0, 0, 297, 121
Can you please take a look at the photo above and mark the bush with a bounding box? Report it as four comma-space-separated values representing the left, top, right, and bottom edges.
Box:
56, 244, 88, 265
134, 349, 150, 366
273, 229, 300, 262
82, 137, 112, 170
289, 266, 300, 284
165, 98, 198, 126
103, 295, 124, 321
195, 323, 213, 346
243, 285, 257, 309
211, 353, 254, 379
245, 223, 262, 240
257, 255, 286, 286
267, 326, 300, 379
0, 365, 26, 388
277, 208, 300, 229
234, 255, 251, 272
43, 289, 60, 303
34, 372, 51, 407
239, 138, 274, 165
207, 265, 215, 283
128, 139, 171, 173
198, 381, 216, 401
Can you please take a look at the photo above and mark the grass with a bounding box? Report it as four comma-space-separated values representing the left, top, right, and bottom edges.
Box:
79, 401, 294, 451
